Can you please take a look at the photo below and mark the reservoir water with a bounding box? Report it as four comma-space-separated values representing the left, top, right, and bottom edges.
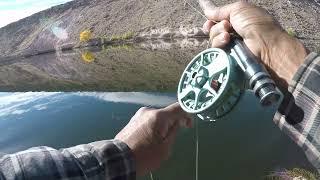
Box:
0, 43, 315, 179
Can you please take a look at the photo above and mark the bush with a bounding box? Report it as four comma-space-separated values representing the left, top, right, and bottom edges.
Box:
80, 30, 92, 42
286, 28, 296, 37
110, 31, 135, 41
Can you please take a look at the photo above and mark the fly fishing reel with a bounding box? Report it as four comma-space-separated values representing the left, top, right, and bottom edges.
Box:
177, 39, 281, 121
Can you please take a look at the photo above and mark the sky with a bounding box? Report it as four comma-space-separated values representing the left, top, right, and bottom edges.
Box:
0, 0, 73, 28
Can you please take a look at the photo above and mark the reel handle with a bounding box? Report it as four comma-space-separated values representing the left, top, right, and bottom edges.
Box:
230, 38, 281, 106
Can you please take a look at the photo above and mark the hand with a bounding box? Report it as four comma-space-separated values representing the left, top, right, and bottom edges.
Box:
115, 102, 192, 176
201, 1, 308, 87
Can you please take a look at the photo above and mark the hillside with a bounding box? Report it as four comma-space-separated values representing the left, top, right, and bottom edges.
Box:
0, 0, 319, 58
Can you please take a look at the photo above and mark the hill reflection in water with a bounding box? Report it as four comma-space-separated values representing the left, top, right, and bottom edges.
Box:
0, 42, 205, 92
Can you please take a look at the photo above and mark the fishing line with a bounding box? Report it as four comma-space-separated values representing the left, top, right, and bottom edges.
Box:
195, 117, 199, 180
182, 1, 216, 180
182, 1, 208, 180
142, 2, 219, 180
183, 0, 219, 49
183, 0, 208, 20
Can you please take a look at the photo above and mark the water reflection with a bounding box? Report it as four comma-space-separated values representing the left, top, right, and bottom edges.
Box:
0, 41, 205, 92
0, 91, 315, 180
81, 51, 96, 63
0, 92, 175, 151
0, 92, 175, 118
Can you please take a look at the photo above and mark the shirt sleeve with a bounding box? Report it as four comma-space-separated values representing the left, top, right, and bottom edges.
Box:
0, 139, 136, 180
273, 52, 320, 170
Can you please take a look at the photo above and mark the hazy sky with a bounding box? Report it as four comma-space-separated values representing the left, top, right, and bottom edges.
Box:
0, 0, 72, 28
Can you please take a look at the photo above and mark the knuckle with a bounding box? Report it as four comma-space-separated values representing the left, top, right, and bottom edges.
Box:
136, 106, 149, 115
236, 1, 250, 7
220, 20, 230, 31
215, 6, 222, 19
150, 110, 161, 120
209, 26, 218, 37
211, 37, 226, 48
221, 32, 230, 39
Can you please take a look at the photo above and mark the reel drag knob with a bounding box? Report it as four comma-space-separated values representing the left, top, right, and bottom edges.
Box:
177, 48, 244, 121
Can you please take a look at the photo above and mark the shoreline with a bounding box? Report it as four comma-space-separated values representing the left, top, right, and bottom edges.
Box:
0, 32, 209, 61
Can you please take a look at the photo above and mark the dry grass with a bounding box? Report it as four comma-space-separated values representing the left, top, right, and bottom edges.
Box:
110, 31, 135, 41
265, 168, 319, 180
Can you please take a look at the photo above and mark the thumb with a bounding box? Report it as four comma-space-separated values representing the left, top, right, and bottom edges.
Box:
198, 0, 217, 13
202, 1, 248, 22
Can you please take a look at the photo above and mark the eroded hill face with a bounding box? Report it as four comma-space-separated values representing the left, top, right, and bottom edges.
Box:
0, 0, 319, 58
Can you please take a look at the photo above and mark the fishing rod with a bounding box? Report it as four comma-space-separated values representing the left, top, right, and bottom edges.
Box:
177, 0, 282, 121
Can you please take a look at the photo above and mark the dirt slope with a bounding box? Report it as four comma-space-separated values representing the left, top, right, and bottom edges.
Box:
0, 0, 319, 58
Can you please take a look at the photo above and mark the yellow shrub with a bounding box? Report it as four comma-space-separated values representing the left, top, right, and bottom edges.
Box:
81, 51, 95, 63
80, 30, 92, 42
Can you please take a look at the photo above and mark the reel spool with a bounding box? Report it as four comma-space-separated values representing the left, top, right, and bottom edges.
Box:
177, 48, 245, 121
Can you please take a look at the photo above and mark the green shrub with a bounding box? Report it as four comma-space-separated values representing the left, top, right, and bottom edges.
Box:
110, 31, 135, 41
286, 28, 296, 37
121, 31, 135, 40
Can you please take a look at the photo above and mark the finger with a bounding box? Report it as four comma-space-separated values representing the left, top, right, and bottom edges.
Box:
163, 103, 191, 120
198, 0, 218, 15
209, 20, 231, 38
164, 122, 179, 145
160, 102, 184, 115
135, 106, 154, 117
160, 122, 179, 160
155, 115, 185, 143
202, 20, 215, 34
179, 117, 193, 128
159, 102, 192, 127
203, 1, 248, 22
211, 32, 230, 48
186, 117, 193, 128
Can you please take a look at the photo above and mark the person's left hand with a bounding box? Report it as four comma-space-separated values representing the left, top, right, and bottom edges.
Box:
115, 102, 192, 176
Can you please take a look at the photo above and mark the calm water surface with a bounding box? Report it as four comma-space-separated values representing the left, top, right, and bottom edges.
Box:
0, 44, 315, 179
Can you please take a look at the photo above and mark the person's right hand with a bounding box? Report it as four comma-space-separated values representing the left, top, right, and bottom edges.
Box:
201, 1, 308, 87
